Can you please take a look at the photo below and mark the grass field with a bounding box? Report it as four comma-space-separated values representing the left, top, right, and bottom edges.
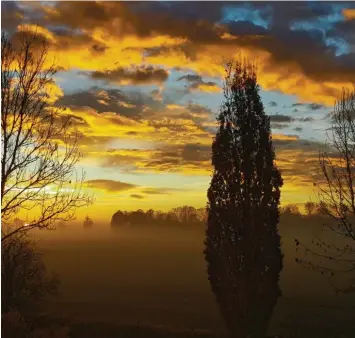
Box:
32, 220, 355, 337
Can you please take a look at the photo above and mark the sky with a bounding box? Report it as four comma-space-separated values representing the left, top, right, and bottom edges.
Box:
2, 1, 355, 221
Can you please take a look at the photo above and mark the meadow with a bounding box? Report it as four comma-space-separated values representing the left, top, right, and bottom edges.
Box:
32, 216, 355, 337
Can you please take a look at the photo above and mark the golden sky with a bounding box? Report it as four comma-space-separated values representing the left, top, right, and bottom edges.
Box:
2, 1, 355, 221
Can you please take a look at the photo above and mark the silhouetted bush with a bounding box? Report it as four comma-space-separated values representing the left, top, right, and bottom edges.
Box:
2, 311, 30, 338
1, 233, 59, 315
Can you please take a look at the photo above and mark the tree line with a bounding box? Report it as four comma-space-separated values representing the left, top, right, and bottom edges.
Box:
110, 202, 332, 229
111, 206, 207, 227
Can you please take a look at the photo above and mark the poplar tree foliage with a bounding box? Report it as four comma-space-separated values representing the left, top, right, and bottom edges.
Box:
204, 61, 283, 338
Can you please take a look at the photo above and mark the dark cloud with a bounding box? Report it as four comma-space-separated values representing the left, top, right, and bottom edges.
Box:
12, 24, 101, 54
181, 143, 211, 162
58, 87, 159, 119
85, 179, 136, 192
85, 178, 180, 197
64, 114, 90, 128
1, 2, 24, 33
177, 74, 202, 82
38, 1, 115, 31
130, 194, 144, 199
59, 88, 128, 112
249, 3, 355, 82
125, 2, 225, 23
178, 73, 219, 93
270, 113, 314, 124
177, 5, 353, 85
141, 187, 183, 195
99, 143, 211, 174
228, 20, 268, 36
232, 28, 355, 86
273, 137, 322, 151
139, 143, 211, 173
186, 103, 213, 118
270, 114, 294, 123
291, 102, 325, 110
144, 44, 199, 62
309, 103, 325, 110
294, 127, 303, 132
89, 66, 169, 85
271, 123, 291, 130
125, 131, 139, 136
268, 101, 278, 107
91, 43, 108, 54
298, 117, 314, 122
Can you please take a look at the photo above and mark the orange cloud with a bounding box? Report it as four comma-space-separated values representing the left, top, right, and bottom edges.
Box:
272, 134, 299, 141
13, 2, 353, 106
343, 8, 355, 20
65, 107, 154, 142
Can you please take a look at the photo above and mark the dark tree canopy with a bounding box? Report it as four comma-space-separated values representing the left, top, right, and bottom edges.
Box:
204, 61, 283, 338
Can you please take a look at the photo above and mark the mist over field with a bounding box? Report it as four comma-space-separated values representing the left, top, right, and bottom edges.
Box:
31, 216, 355, 336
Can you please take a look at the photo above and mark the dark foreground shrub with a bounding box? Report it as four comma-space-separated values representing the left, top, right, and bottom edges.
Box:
1, 233, 59, 315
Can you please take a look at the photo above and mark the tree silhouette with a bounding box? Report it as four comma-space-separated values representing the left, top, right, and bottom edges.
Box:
1, 31, 91, 242
304, 201, 317, 216
281, 204, 301, 216
204, 61, 283, 338
83, 215, 94, 228
296, 89, 355, 293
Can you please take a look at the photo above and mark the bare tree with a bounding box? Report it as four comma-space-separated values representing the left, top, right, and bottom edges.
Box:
304, 201, 317, 216
281, 204, 301, 215
297, 89, 355, 292
1, 31, 91, 242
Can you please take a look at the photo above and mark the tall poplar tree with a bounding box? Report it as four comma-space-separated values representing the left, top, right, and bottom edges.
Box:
204, 61, 283, 338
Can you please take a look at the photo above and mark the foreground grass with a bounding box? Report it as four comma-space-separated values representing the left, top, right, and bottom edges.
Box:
4, 312, 355, 338
23, 314, 355, 338
29, 315, 220, 338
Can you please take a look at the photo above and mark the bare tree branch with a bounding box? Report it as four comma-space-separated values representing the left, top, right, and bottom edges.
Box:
1, 30, 92, 242
298, 89, 355, 293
